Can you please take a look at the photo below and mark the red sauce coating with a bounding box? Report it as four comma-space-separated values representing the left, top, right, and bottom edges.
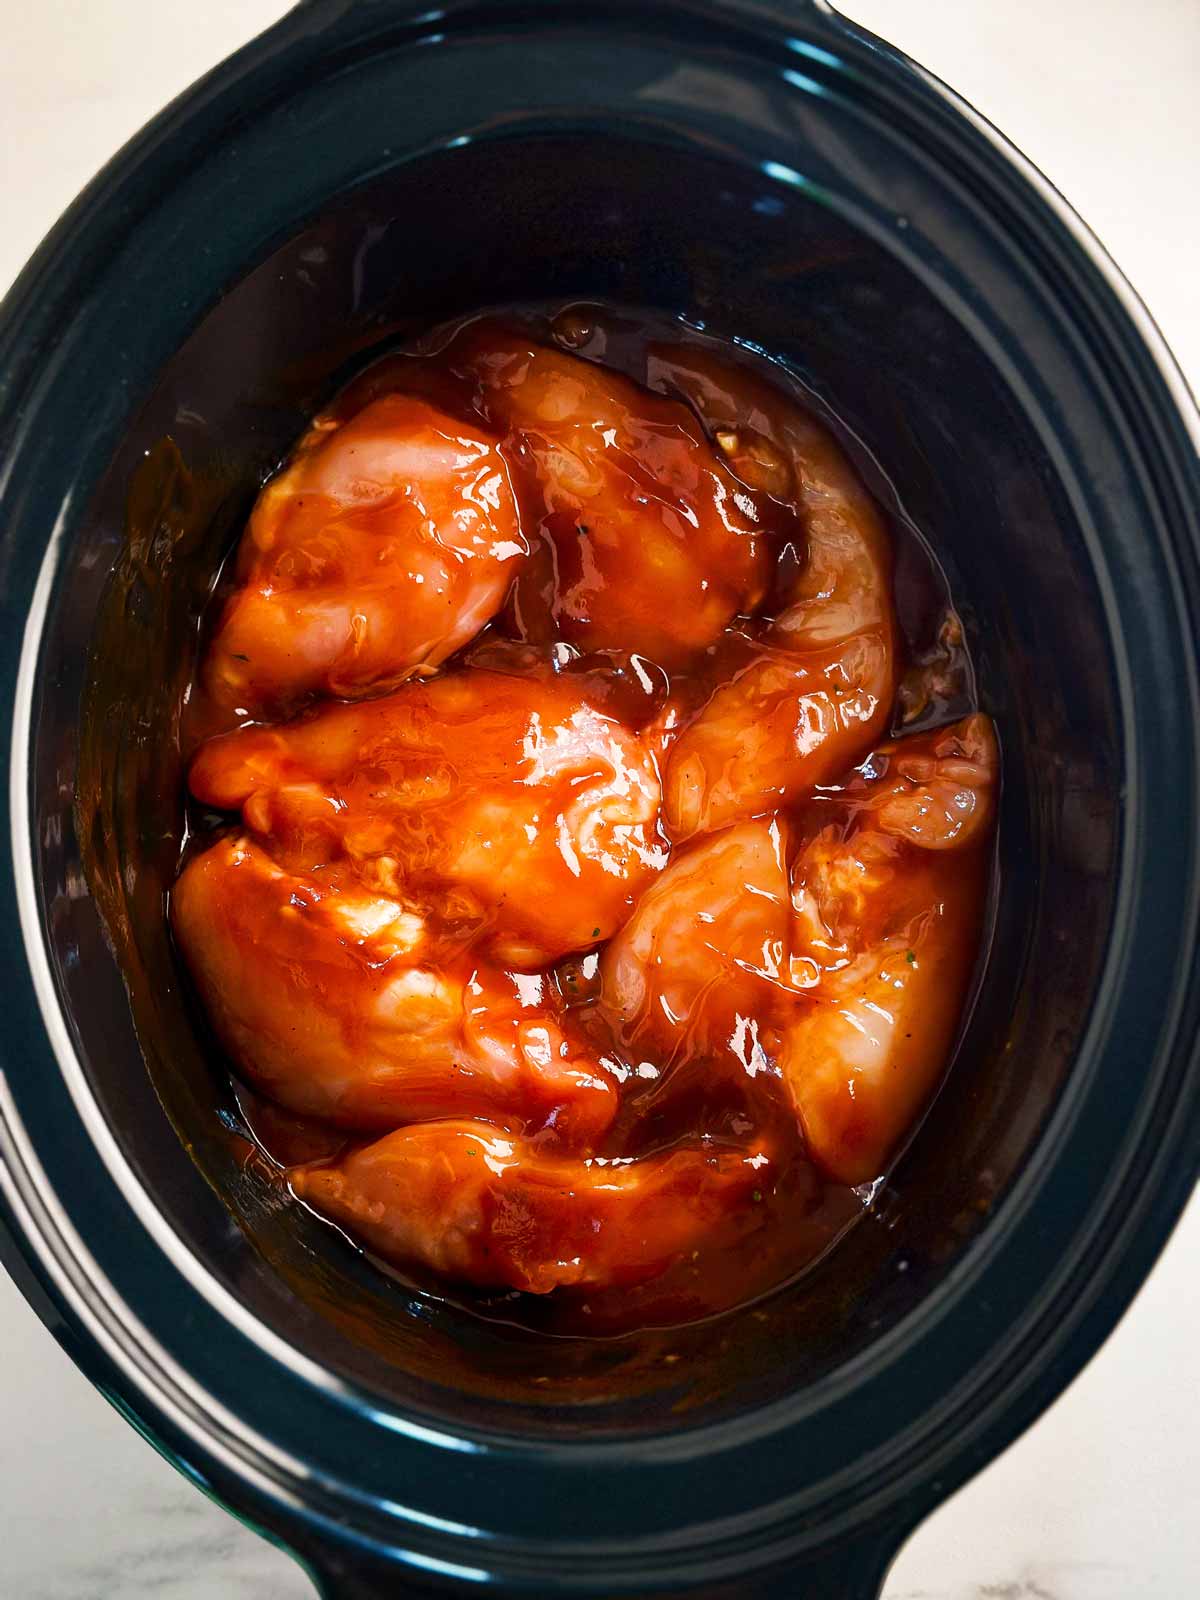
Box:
173, 305, 997, 1331
205, 394, 528, 714
188, 660, 665, 967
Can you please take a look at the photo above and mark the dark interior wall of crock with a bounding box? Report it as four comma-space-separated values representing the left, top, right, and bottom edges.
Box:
45, 135, 1118, 1424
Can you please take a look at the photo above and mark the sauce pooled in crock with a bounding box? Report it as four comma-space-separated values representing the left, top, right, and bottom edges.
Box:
172, 305, 997, 1333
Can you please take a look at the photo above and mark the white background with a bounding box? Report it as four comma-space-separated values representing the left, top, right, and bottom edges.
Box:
1, 3, 1196, 1597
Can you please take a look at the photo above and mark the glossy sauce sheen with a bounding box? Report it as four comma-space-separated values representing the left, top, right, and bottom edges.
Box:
174, 305, 998, 1333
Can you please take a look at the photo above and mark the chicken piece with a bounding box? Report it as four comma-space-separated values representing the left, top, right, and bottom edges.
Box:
454, 327, 778, 669
600, 818, 793, 1076
171, 835, 616, 1141
648, 344, 897, 837
289, 1120, 770, 1294
205, 394, 527, 713
782, 715, 999, 1185
664, 631, 893, 838
856, 709, 998, 851
189, 665, 666, 966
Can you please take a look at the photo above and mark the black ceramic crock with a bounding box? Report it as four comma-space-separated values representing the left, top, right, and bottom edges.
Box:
1, 3, 1198, 1596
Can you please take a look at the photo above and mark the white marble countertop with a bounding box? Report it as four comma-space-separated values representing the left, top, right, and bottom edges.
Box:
1, 2, 1196, 1595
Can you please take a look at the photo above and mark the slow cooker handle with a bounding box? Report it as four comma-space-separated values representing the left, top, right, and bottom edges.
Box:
294, 0, 835, 26
304, 1519, 905, 1599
